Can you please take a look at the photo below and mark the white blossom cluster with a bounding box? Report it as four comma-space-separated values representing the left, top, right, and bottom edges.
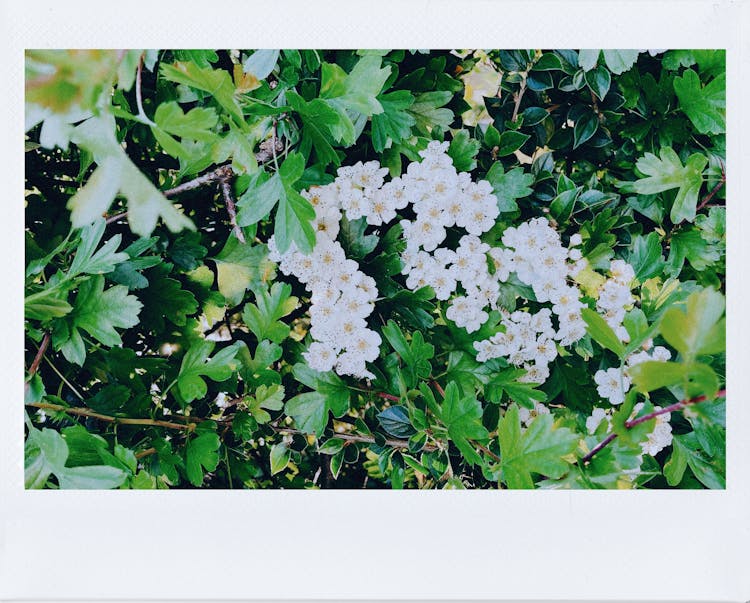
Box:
268, 176, 382, 379
517, 400, 551, 427
468, 219, 589, 382
585, 402, 673, 457
596, 259, 636, 342
594, 341, 672, 405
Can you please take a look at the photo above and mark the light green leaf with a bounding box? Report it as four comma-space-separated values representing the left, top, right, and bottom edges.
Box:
601, 50, 640, 74
57, 465, 128, 489
407, 91, 454, 135
371, 90, 416, 152
659, 287, 725, 360
629, 147, 707, 224
441, 382, 490, 466
498, 405, 579, 489
485, 163, 534, 212
242, 282, 297, 343
269, 442, 291, 475
177, 340, 243, 403
160, 61, 244, 124
673, 69, 725, 135
210, 236, 268, 306
185, 432, 221, 487
243, 49, 280, 80
320, 55, 390, 117
153, 101, 219, 141
447, 129, 480, 171
71, 275, 142, 347
581, 307, 626, 358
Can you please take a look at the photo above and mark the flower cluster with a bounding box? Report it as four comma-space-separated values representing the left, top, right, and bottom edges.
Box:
594, 342, 672, 405
596, 259, 636, 342
268, 206, 381, 379
470, 218, 588, 382
585, 402, 673, 457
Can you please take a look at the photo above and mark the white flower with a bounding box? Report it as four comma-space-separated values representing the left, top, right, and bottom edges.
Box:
594, 367, 631, 405
517, 400, 551, 426
586, 407, 611, 434
304, 342, 339, 373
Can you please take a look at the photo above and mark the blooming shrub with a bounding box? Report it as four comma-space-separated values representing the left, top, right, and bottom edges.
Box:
24, 49, 726, 489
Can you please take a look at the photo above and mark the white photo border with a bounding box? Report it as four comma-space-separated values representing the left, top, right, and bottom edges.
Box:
2, 1, 748, 600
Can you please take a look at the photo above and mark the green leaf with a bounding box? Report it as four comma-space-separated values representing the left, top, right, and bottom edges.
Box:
520, 106, 548, 126
69, 219, 128, 276
243, 49, 280, 80
70, 275, 142, 347
663, 441, 687, 486
496, 130, 530, 157
485, 369, 547, 408
285, 392, 328, 436
242, 282, 297, 343
382, 320, 434, 389
160, 61, 244, 124
139, 264, 199, 330
629, 147, 708, 224
673, 69, 725, 135
377, 406, 415, 438
153, 101, 219, 141
371, 90, 416, 152
485, 163, 534, 212
210, 236, 268, 306
177, 340, 243, 404
578, 50, 601, 71
581, 307, 626, 358
338, 216, 378, 260
441, 382, 490, 467
672, 433, 724, 489
269, 443, 291, 475
69, 115, 195, 237
320, 55, 390, 117
628, 361, 687, 393
498, 405, 579, 489
628, 232, 665, 282
286, 92, 343, 166
601, 50, 640, 74
246, 384, 285, 424
185, 432, 221, 487
447, 129, 480, 171
57, 465, 128, 489
25, 288, 73, 321
585, 65, 611, 100
285, 363, 351, 435
573, 112, 598, 149
659, 287, 725, 360
407, 91, 454, 135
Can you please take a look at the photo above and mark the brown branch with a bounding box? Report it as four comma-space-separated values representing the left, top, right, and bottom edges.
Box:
163, 164, 234, 197
696, 167, 726, 212
511, 74, 528, 123
377, 392, 400, 402
475, 442, 501, 463
269, 424, 437, 452
219, 176, 245, 243
581, 389, 726, 464
135, 447, 157, 459
27, 332, 50, 377
25, 402, 196, 432
431, 380, 446, 398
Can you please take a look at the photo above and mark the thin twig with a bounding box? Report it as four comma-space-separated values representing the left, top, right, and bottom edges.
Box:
475, 442, 501, 463
432, 381, 446, 398
581, 389, 726, 464
696, 167, 726, 212
135, 447, 157, 459
377, 392, 400, 402
163, 165, 234, 197
27, 332, 50, 377
220, 177, 245, 243
269, 424, 437, 452
25, 402, 196, 431
511, 74, 528, 123
135, 53, 147, 121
